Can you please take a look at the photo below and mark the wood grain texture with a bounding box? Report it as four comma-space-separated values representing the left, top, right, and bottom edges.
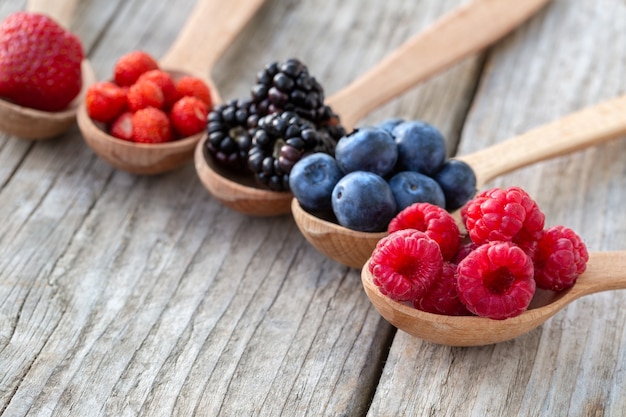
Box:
1, 0, 623, 416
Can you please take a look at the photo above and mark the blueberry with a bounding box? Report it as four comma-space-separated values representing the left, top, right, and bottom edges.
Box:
332, 171, 396, 232
289, 153, 343, 212
377, 117, 404, 135
392, 120, 446, 176
388, 171, 446, 212
433, 159, 477, 210
334, 127, 397, 177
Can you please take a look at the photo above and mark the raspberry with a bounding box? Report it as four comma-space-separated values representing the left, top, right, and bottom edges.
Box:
0, 12, 84, 111
369, 229, 443, 302
452, 240, 478, 264
462, 186, 545, 247
457, 241, 535, 319
110, 112, 134, 141
533, 226, 588, 291
132, 107, 172, 144
388, 202, 461, 261
170, 96, 208, 137
85, 81, 127, 123
114, 51, 159, 87
414, 262, 471, 316
127, 79, 164, 112
137, 69, 179, 108
175, 76, 212, 107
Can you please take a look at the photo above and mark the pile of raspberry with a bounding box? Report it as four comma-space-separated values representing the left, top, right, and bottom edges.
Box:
85, 51, 212, 143
368, 186, 589, 320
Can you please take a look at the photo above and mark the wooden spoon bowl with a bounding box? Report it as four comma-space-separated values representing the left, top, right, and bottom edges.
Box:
0, 61, 96, 140
78, 0, 264, 175
194, 0, 552, 215
361, 251, 626, 346
194, 139, 292, 215
0, 0, 96, 140
294, 93, 626, 269
78, 70, 215, 175
291, 199, 386, 268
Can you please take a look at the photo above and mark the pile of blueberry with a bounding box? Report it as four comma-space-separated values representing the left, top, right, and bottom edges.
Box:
289, 118, 477, 232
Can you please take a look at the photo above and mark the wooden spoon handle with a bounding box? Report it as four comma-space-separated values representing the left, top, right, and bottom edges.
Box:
159, 0, 265, 78
326, 0, 551, 131
573, 251, 626, 297
458, 94, 626, 189
27, 0, 78, 29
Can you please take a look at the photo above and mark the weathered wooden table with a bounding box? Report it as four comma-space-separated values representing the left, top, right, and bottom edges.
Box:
1, 0, 625, 415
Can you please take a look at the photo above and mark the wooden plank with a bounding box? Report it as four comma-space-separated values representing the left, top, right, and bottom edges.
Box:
369, 0, 626, 415
0, 0, 484, 415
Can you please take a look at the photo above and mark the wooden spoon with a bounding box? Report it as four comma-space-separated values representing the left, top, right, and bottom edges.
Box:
293, 93, 626, 269
361, 251, 626, 346
0, 0, 97, 140
195, 0, 552, 216
77, 0, 264, 175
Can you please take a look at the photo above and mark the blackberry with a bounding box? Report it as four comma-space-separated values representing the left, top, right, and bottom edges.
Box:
247, 112, 329, 192
316, 103, 346, 144
251, 58, 346, 141
206, 59, 345, 177
205, 99, 259, 170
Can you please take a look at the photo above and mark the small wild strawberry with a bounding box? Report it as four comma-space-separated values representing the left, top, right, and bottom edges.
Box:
127, 79, 164, 112
113, 51, 158, 87
137, 69, 179, 108
170, 96, 208, 137
132, 107, 172, 144
175, 76, 212, 107
110, 111, 134, 141
85, 81, 127, 123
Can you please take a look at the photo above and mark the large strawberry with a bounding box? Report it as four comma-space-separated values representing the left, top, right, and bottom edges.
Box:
0, 12, 84, 112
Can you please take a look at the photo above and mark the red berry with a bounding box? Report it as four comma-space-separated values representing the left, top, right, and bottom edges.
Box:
369, 229, 443, 302
462, 186, 545, 247
113, 51, 158, 87
137, 69, 179, 108
533, 226, 588, 291
457, 241, 535, 319
452, 240, 478, 264
170, 96, 208, 137
0, 12, 84, 111
414, 262, 471, 316
109, 111, 134, 141
132, 107, 172, 144
127, 80, 164, 112
85, 81, 127, 123
388, 202, 461, 261
175, 76, 212, 107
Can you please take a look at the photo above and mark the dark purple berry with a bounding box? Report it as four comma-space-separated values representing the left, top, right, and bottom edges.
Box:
433, 159, 477, 210
393, 120, 447, 176
249, 58, 346, 143
334, 127, 397, 176
205, 99, 257, 170
332, 171, 396, 232
388, 171, 446, 212
289, 153, 343, 213
247, 112, 332, 192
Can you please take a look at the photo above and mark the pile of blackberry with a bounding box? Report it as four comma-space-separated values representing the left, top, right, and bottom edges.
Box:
206, 99, 258, 170
205, 58, 345, 192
